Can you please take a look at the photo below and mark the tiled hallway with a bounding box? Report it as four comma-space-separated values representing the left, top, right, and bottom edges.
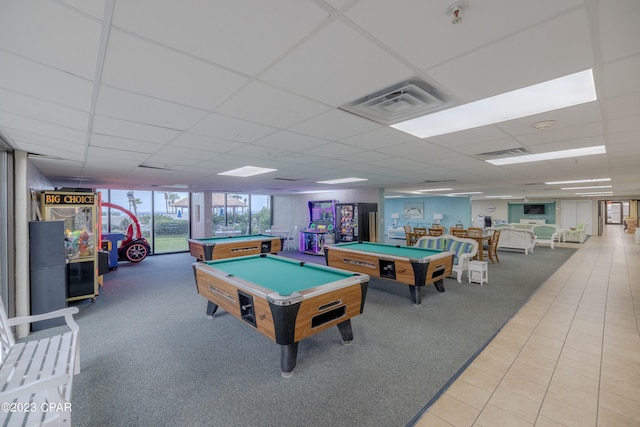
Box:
416, 225, 640, 426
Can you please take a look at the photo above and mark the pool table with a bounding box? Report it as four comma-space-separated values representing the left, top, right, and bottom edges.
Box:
188, 234, 285, 261
324, 241, 453, 306
192, 254, 369, 377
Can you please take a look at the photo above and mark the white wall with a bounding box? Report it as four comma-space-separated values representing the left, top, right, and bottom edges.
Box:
273, 188, 382, 236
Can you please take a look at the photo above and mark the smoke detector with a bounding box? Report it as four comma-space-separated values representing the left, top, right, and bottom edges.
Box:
447, 0, 468, 24
532, 120, 557, 131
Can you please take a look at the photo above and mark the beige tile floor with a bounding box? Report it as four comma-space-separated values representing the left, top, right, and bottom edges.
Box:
415, 225, 640, 427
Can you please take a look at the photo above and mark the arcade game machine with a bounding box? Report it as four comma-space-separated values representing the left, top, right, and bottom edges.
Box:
299, 200, 337, 255
40, 190, 99, 302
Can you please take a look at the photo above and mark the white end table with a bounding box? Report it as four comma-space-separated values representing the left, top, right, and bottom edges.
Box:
469, 260, 488, 285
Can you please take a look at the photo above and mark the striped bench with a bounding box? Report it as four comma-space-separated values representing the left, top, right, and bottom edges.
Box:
0, 298, 80, 427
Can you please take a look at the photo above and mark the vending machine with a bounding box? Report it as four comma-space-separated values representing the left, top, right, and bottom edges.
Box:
335, 203, 378, 243
41, 191, 99, 302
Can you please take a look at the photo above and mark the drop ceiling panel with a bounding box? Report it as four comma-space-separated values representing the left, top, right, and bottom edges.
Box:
0, 88, 89, 131
111, 0, 329, 75
95, 86, 207, 130
339, 127, 416, 149
606, 93, 640, 120
598, 0, 640, 62
169, 133, 244, 153
426, 8, 594, 102
215, 81, 330, 128
602, 55, 640, 99
0, 112, 87, 144
87, 146, 148, 163
89, 134, 163, 154
0, 0, 101, 79
253, 131, 330, 152
289, 110, 381, 141
260, 19, 415, 106
188, 113, 276, 143
304, 143, 366, 158
0, 50, 94, 111
101, 29, 248, 110
58, 0, 106, 20
92, 115, 181, 143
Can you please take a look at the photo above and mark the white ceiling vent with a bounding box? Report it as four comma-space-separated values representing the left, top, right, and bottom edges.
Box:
340, 78, 457, 125
475, 147, 530, 160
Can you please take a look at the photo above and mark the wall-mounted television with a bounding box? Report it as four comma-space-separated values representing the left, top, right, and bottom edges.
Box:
523, 204, 545, 215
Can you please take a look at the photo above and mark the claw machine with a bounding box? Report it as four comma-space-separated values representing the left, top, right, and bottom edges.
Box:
41, 191, 99, 302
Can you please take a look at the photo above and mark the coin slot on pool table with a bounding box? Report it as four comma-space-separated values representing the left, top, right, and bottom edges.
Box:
260, 241, 273, 253
379, 259, 397, 280
238, 291, 256, 327
311, 305, 346, 328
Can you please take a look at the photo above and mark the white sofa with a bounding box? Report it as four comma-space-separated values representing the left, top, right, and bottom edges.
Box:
488, 226, 535, 254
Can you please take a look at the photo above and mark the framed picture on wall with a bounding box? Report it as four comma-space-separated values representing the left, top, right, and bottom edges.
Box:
403, 203, 423, 219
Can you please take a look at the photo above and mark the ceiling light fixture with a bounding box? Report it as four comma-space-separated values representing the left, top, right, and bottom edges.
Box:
545, 178, 610, 185
218, 166, 278, 177
391, 69, 596, 139
561, 185, 612, 190
486, 145, 606, 166
317, 177, 368, 184
417, 188, 454, 192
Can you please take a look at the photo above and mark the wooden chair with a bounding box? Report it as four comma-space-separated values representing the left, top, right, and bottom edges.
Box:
450, 228, 468, 238
428, 228, 443, 236
484, 229, 501, 263
413, 227, 427, 234
467, 227, 483, 238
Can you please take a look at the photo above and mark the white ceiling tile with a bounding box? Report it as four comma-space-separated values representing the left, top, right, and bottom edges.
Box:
602, 54, 640, 99
606, 92, 640, 120
169, 133, 244, 153
0, 0, 101, 79
0, 88, 89, 131
58, 0, 106, 20
598, 0, 640, 62
112, 0, 329, 75
101, 29, 248, 110
289, 109, 381, 140
92, 115, 181, 143
261, 19, 414, 106
0, 50, 93, 111
189, 113, 277, 143
0, 112, 87, 144
254, 131, 330, 152
216, 81, 330, 128
340, 127, 416, 149
89, 134, 163, 154
426, 8, 594, 102
95, 86, 207, 130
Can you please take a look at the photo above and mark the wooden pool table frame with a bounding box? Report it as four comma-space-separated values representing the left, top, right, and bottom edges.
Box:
188, 234, 285, 261
192, 255, 369, 377
324, 242, 453, 306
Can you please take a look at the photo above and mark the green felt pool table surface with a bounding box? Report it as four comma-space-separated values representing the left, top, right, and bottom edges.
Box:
329, 241, 444, 258
200, 254, 363, 296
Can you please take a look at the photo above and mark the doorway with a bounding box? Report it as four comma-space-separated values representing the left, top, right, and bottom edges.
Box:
605, 201, 627, 225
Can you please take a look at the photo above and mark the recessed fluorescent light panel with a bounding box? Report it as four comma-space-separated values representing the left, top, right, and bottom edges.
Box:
218, 166, 277, 177
561, 185, 612, 190
486, 145, 606, 166
317, 177, 368, 184
391, 69, 597, 139
545, 178, 610, 185
418, 188, 454, 192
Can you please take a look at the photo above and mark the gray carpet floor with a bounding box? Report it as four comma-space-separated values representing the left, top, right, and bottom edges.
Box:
59, 246, 575, 427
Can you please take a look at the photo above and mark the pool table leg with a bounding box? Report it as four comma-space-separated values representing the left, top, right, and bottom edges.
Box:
433, 278, 445, 293
281, 342, 299, 378
206, 300, 219, 318
409, 286, 422, 306
336, 319, 354, 343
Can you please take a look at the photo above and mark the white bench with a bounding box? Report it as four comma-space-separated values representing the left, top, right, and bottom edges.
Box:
0, 298, 80, 427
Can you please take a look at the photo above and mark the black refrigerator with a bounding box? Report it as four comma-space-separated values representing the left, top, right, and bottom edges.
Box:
29, 221, 67, 331
335, 203, 378, 243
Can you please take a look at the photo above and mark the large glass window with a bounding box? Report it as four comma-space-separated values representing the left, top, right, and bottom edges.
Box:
250, 195, 271, 234
100, 189, 153, 252
225, 194, 249, 235
153, 191, 189, 253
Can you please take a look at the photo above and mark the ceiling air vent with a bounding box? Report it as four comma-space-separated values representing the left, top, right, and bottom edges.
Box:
475, 147, 530, 160
340, 77, 457, 125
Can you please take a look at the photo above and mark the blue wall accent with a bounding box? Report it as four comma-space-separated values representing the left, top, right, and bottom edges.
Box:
385, 197, 472, 231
